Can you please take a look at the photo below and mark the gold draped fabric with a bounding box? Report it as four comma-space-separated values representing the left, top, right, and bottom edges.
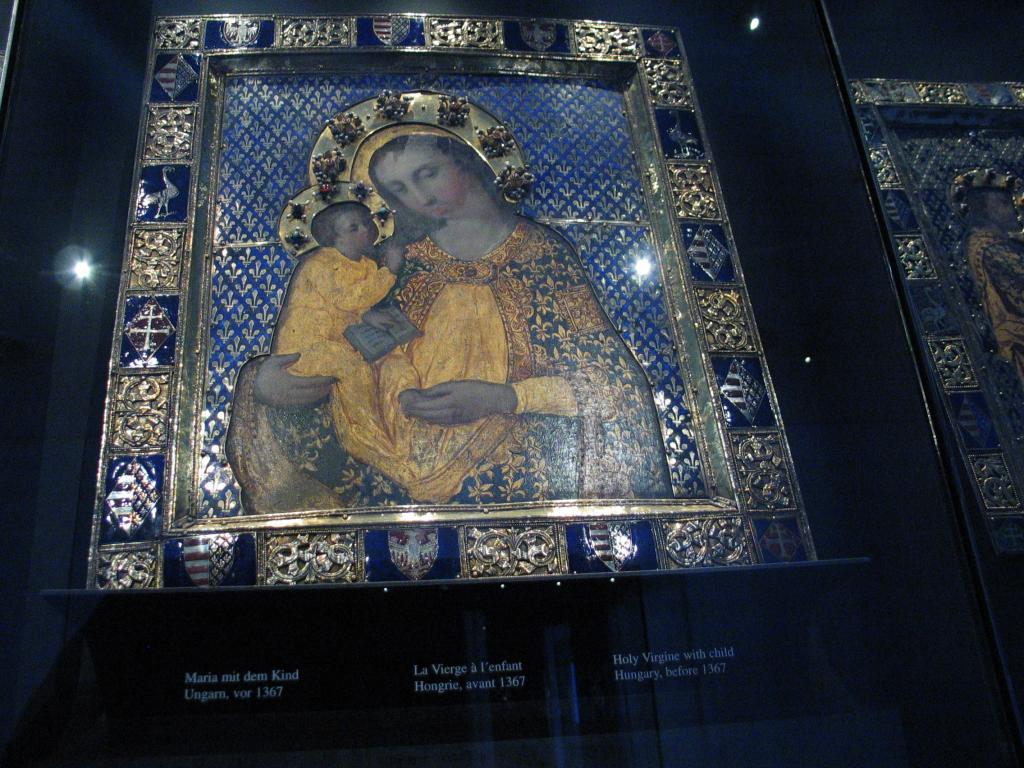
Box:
269, 222, 579, 503
966, 229, 1024, 384
227, 218, 673, 513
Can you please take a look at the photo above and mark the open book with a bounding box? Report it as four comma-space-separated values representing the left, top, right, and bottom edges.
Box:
344, 305, 422, 363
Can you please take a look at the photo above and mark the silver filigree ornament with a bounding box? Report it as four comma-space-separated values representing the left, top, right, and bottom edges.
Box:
97, 548, 158, 589
643, 59, 693, 108
495, 164, 536, 203
128, 229, 183, 290
279, 18, 350, 48
428, 18, 502, 49
285, 227, 310, 249
664, 517, 748, 568
669, 164, 719, 219
350, 180, 373, 201
327, 112, 364, 147
145, 105, 195, 161
466, 526, 559, 577
895, 236, 936, 280
573, 22, 640, 57
732, 433, 793, 510
111, 374, 169, 450
312, 149, 346, 199
266, 532, 359, 585
437, 95, 471, 127
374, 89, 412, 121
971, 455, 1021, 509
154, 17, 202, 50
476, 125, 516, 158
697, 289, 753, 352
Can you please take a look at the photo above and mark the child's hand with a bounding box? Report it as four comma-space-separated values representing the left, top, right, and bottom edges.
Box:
381, 241, 405, 273
362, 307, 399, 334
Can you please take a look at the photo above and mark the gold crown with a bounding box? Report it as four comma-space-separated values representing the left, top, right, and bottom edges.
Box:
949, 167, 1024, 216
278, 91, 532, 257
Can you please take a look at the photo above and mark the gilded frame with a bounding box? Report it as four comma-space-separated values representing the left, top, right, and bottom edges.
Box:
852, 78, 1024, 554
89, 14, 815, 589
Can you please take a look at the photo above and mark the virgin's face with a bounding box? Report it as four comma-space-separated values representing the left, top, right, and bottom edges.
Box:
373, 143, 479, 221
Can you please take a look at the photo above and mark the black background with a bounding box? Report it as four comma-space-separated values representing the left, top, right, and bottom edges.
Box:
0, 0, 1021, 765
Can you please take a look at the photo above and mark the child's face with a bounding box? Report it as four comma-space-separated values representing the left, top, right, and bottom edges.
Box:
323, 209, 375, 259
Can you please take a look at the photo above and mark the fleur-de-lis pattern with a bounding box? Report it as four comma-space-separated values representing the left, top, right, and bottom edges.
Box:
200, 244, 292, 516
215, 74, 647, 245
554, 222, 705, 497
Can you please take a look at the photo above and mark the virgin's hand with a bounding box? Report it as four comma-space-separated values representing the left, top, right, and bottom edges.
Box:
399, 380, 517, 425
253, 353, 335, 407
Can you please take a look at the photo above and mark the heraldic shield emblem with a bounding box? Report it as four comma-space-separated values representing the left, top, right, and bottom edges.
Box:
183, 534, 237, 587
372, 16, 413, 46
584, 523, 637, 572
104, 458, 159, 539
388, 528, 439, 580
221, 18, 262, 47
519, 21, 557, 51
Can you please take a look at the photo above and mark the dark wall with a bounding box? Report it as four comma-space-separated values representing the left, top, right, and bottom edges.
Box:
825, 0, 1024, 754
826, 0, 1024, 82
0, 0, 1019, 764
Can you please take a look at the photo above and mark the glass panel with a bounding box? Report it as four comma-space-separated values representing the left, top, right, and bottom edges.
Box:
0, 1, 1016, 766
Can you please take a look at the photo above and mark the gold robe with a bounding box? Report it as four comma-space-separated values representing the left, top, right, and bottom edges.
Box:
276, 224, 578, 503
966, 229, 1024, 384
227, 219, 672, 512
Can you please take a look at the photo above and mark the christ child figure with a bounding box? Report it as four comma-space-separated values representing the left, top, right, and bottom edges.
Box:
273, 201, 419, 456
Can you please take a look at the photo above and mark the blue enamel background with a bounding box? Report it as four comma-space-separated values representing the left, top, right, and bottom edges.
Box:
200, 73, 708, 517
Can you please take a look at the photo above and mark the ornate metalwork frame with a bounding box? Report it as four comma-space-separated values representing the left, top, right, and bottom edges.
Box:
852, 78, 1024, 554
88, 14, 816, 589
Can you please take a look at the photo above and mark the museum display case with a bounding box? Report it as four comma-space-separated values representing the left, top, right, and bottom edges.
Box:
0, 1, 1020, 765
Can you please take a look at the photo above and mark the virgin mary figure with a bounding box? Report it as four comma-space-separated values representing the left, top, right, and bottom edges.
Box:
227, 104, 671, 512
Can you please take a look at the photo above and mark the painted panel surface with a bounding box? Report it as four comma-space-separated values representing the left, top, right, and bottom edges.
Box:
88, 14, 816, 589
